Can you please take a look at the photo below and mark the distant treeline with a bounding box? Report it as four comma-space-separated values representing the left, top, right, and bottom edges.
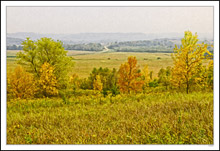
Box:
115, 49, 173, 53
7, 45, 23, 50
63, 43, 104, 51
108, 39, 175, 48
107, 39, 177, 53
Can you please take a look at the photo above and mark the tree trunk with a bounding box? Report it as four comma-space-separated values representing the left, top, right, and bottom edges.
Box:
186, 80, 189, 94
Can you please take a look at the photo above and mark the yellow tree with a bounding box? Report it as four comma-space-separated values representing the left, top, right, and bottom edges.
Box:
207, 59, 213, 89
7, 66, 36, 99
39, 62, 58, 97
118, 56, 144, 93
171, 31, 210, 93
142, 65, 150, 90
93, 75, 103, 92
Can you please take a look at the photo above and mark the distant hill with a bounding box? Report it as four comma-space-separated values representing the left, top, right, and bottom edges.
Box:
7, 37, 25, 45
7, 32, 213, 46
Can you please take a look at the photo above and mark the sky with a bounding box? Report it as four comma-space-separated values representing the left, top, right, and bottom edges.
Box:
7, 7, 213, 35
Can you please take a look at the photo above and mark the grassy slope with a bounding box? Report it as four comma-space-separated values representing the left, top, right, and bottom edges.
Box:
7, 92, 213, 144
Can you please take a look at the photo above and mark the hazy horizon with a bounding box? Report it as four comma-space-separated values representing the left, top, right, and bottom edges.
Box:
7, 7, 213, 35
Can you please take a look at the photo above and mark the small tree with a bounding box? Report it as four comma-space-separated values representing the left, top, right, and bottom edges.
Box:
93, 75, 103, 92
142, 65, 150, 90
158, 66, 171, 90
171, 31, 210, 93
7, 66, 36, 99
38, 62, 58, 97
118, 56, 144, 93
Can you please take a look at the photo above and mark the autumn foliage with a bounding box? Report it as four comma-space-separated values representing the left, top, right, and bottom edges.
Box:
93, 75, 103, 92
142, 65, 150, 90
171, 31, 210, 93
38, 62, 58, 97
118, 56, 144, 93
7, 66, 36, 99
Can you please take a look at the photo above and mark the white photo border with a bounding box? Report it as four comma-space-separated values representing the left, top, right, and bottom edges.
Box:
1, 1, 219, 150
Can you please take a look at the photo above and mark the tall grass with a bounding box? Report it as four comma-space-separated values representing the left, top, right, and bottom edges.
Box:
7, 91, 213, 144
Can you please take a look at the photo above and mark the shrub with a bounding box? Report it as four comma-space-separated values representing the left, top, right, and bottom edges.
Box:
7, 66, 36, 99
149, 79, 159, 88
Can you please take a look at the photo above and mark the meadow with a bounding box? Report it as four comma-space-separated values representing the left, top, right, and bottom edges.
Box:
6, 48, 213, 144
7, 91, 213, 144
7, 50, 179, 78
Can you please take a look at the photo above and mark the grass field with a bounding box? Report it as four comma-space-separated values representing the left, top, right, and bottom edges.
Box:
7, 50, 174, 78
7, 91, 213, 144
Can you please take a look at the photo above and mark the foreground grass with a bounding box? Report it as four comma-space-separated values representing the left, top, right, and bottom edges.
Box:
7, 91, 213, 144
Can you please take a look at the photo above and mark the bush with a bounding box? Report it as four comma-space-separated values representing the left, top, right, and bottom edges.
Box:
157, 57, 161, 60
110, 85, 120, 96
7, 66, 36, 99
149, 79, 159, 88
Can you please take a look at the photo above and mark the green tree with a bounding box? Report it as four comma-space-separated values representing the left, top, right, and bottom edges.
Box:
158, 66, 171, 90
17, 37, 74, 89
87, 67, 118, 91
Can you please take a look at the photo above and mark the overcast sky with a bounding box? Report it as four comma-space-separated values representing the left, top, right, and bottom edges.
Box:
7, 7, 213, 34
